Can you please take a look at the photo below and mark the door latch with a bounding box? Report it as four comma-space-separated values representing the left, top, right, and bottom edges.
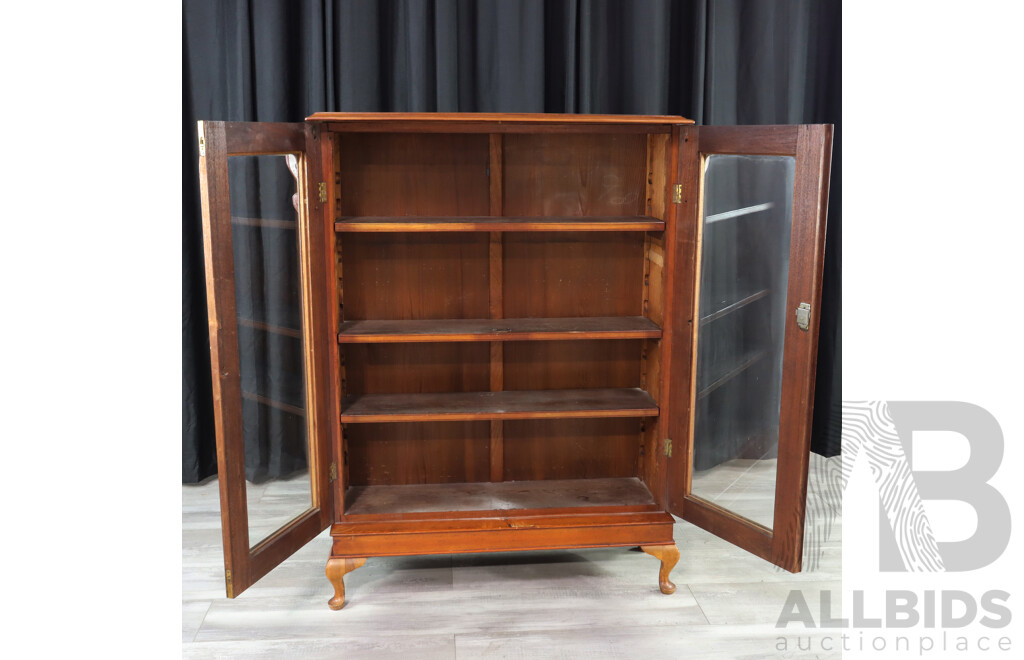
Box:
795, 303, 811, 331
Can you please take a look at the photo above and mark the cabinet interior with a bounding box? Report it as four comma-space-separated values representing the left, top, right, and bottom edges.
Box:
332, 130, 670, 516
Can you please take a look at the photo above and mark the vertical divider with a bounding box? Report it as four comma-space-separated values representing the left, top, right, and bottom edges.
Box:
488, 133, 505, 483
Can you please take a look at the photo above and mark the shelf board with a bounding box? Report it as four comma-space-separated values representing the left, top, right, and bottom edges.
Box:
704, 202, 774, 225
338, 316, 661, 343
697, 350, 769, 401
343, 477, 656, 516
340, 387, 658, 423
335, 216, 664, 232
700, 289, 770, 326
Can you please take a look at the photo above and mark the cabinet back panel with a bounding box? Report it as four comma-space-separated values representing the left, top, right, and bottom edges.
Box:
502, 419, 640, 481
341, 233, 489, 320
502, 134, 647, 216
336, 133, 490, 216
346, 421, 491, 486
503, 340, 642, 391
344, 343, 490, 395
503, 232, 643, 318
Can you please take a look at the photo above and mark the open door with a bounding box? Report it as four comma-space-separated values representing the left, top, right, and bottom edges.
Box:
667, 124, 832, 572
198, 121, 333, 597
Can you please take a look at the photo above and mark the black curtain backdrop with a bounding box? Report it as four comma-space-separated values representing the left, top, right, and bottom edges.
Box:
183, 0, 841, 483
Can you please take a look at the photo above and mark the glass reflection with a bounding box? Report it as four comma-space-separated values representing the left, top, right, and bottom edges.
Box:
228, 154, 313, 547
689, 154, 795, 529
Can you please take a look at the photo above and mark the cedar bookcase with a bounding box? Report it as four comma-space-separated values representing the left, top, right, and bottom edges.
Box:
198, 113, 832, 608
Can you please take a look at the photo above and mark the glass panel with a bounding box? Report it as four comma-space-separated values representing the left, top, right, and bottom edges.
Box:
689, 154, 795, 529
227, 154, 313, 548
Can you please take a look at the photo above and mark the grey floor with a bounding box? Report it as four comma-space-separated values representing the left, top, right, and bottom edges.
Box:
182, 454, 841, 659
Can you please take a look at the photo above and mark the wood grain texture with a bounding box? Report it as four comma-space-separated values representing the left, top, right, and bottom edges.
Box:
665, 125, 703, 517
335, 216, 664, 232
344, 477, 655, 515
339, 388, 658, 423
640, 544, 681, 594
332, 510, 675, 558
345, 421, 491, 486
341, 233, 489, 320
309, 112, 692, 124
502, 133, 648, 217
771, 124, 833, 572
502, 418, 641, 481
696, 125, 799, 156
325, 556, 366, 610
199, 120, 334, 599
335, 133, 489, 217
338, 317, 661, 343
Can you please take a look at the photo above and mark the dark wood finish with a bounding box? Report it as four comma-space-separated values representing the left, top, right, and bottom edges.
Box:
502, 418, 641, 481
345, 477, 654, 515
340, 388, 658, 423
335, 216, 664, 232
346, 421, 491, 486
669, 124, 833, 574
335, 133, 490, 217
338, 317, 662, 343
770, 124, 833, 572
696, 125, 799, 156
665, 126, 702, 516
200, 114, 831, 607
330, 510, 675, 557
223, 121, 306, 155
198, 120, 332, 600
309, 112, 692, 124
639, 544, 681, 594
341, 233, 490, 320
488, 134, 505, 484
325, 556, 366, 610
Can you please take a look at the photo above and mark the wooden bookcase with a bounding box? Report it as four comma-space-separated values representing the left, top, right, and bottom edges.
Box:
198, 113, 832, 608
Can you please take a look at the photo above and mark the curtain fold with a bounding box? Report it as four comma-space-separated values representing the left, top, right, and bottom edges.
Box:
183, 0, 841, 483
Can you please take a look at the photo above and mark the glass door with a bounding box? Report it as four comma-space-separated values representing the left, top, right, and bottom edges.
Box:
198, 120, 333, 597
668, 125, 832, 572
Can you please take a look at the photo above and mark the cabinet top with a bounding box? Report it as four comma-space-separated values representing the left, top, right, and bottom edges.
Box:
306, 112, 693, 125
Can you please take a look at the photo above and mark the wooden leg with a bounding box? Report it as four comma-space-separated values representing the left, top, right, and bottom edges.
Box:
640, 544, 680, 595
325, 556, 366, 610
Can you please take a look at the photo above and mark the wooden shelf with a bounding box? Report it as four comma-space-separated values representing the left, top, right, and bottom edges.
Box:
338, 316, 661, 343
700, 290, 770, 326
335, 216, 664, 232
697, 350, 768, 400
343, 477, 656, 516
340, 388, 658, 423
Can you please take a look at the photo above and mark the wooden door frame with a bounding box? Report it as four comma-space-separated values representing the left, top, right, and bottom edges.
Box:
198, 120, 333, 597
665, 124, 833, 572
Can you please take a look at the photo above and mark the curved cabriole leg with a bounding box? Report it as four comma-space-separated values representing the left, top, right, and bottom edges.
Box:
325, 557, 367, 610
640, 544, 680, 594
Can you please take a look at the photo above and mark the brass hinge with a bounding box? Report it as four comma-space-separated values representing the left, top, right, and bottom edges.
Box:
328, 461, 338, 482
318, 182, 328, 203
672, 184, 683, 204
225, 569, 233, 599
198, 134, 205, 157
663, 438, 673, 457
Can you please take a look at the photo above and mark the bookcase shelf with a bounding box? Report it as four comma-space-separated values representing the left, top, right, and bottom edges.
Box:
339, 388, 658, 423
338, 316, 661, 343
334, 216, 664, 232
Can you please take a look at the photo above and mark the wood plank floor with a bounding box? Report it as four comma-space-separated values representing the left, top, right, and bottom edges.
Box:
182, 454, 841, 659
